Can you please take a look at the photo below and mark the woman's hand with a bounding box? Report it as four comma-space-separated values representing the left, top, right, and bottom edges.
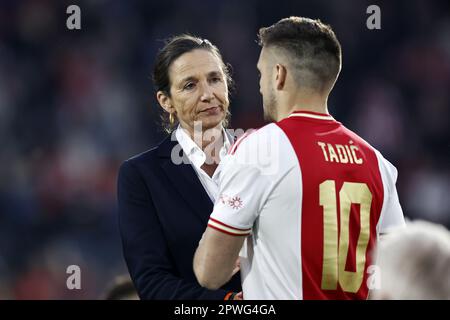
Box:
231, 258, 240, 276
233, 291, 244, 300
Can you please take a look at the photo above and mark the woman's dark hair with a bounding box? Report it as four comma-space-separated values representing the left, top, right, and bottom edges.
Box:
152, 34, 233, 133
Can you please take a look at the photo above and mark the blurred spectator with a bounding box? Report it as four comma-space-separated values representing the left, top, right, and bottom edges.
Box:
371, 220, 450, 299
405, 168, 450, 226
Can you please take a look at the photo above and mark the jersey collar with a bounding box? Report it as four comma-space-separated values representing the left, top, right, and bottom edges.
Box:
288, 110, 334, 121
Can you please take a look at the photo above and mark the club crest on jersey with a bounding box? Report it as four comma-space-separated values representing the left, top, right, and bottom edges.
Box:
219, 194, 243, 210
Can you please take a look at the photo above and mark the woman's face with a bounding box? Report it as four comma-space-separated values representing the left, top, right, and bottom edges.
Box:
159, 49, 229, 134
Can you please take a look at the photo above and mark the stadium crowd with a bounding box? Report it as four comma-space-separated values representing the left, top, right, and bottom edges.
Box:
0, 0, 449, 298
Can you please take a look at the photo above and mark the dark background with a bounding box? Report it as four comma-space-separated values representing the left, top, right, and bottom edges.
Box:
0, 0, 449, 299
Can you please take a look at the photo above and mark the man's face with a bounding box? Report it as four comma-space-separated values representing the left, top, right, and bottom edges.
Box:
257, 48, 277, 121
168, 49, 229, 132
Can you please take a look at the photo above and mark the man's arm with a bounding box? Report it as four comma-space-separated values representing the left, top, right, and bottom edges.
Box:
194, 129, 275, 290
194, 227, 246, 290
375, 151, 406, 234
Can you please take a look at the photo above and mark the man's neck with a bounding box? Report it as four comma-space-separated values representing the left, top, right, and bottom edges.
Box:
277, 95, 329, 121
288, 104, 328, 115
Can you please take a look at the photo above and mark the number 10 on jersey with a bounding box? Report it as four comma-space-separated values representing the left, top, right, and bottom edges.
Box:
320, 180, 372, 293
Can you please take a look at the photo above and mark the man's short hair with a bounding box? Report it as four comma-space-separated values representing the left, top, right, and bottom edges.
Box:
258, 16, 342, 93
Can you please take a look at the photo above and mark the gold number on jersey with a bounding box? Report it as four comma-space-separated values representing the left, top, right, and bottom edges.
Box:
319, 181, 372, 293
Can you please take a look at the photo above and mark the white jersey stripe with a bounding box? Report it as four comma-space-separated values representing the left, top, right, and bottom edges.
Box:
208, 218, 252, 236
288, 113, 334, 121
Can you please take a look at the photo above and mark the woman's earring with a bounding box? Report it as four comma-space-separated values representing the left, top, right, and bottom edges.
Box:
169, 113, 175, 126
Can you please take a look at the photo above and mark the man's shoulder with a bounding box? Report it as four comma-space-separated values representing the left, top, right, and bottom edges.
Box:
337, 124, 399, 179
222, 123, 296, 176
229, 123, 283, 155
337, 123, 377, 152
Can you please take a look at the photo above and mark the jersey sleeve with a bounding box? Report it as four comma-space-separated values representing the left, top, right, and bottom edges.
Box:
209, 131, 276, 236
375, 151, 406, 234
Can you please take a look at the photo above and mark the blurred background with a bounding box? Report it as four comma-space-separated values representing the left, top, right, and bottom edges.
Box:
0, 0, 449, 299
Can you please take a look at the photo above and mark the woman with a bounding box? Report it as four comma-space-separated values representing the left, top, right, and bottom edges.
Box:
117, 35, 241, 300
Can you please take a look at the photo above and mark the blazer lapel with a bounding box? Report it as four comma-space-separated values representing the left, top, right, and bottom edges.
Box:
157, 135, 213, 224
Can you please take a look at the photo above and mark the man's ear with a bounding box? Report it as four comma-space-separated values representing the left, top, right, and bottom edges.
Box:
157, 91, 174, 113
275, 64, 287, 90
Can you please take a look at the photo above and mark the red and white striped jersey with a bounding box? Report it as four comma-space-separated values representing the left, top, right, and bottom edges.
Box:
208, 111, 405, 300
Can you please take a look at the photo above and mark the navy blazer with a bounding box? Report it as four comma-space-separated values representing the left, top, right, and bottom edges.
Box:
117, 134, 241, 299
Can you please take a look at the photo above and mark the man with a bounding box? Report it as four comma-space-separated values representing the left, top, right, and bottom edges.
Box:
194, 16, 405, 299
370, 220, 450, 300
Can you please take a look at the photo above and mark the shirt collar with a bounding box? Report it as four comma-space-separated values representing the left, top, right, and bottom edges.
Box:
288, 110, 334, 121
175, 125, 231, 169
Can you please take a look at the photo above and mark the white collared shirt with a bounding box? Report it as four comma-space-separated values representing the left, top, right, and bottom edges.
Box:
176, 126, 231, 203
